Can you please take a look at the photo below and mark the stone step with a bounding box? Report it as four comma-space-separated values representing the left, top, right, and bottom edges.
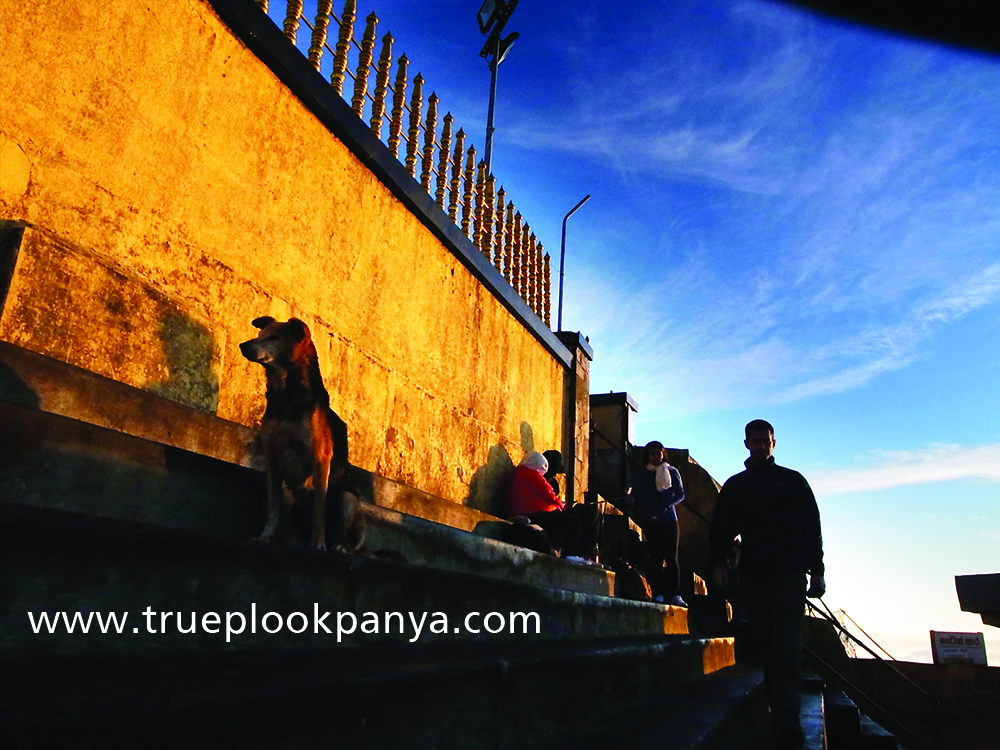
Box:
801, 672, 827, 750
860, 714, 899, 749
363, 502, 613, 597
1, 634, 735, 749
560, 663, 767, 749
1, 502, 692, 658
824, 687, 899, 750
0, 338, 614, 597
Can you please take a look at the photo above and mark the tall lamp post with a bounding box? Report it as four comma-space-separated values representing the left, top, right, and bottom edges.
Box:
477, 0, 519, 174
557, 194, 591, 331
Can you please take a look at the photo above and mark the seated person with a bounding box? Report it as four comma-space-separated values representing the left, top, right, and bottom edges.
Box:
543, 449, 600, 561
506, 451, 581, 557
542, 449, 565, 496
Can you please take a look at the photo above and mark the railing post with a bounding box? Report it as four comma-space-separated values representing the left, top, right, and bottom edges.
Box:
387, 55, 409, 158
351, 14, 378, 118
512, 211, 524, 298
405, 73, 424, 177
474, 161, 487, 257
420, 94, 438, 192
448, 130, 465, 222
329, 0, 356, 95
435, 114, 453, 210
462, 147, 476, 239
494, 187, 506, 276
503, 201, 515, 285
543, 252, 551, 327
308, 0, 333, 70
282, 0, 303, 44
484, 174, 497, 267
369, 32, 393, 136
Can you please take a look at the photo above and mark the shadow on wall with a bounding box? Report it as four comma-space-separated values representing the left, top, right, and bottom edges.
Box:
146, 312, 220, 415
0, 360, 39, 409
519, 421, 534, 453
464, 443, 514, 517
463, 422, 539, 518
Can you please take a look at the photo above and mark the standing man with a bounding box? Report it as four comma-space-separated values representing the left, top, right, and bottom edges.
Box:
710, 419, 825, 750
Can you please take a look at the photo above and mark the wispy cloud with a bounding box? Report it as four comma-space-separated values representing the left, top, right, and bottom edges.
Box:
551, 4, 1000, 420
574, 252, 1000, 418
505, 1, 823, 194
810, 443, 1000, 494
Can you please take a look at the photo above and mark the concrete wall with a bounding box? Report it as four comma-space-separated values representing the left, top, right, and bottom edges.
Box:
0, 0, 569, 515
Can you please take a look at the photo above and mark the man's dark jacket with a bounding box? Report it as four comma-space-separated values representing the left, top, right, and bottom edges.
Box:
710, 457, 824, 578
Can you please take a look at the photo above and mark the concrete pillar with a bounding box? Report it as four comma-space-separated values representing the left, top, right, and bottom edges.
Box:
555, 332, 593, 506
588, 391, 638, 500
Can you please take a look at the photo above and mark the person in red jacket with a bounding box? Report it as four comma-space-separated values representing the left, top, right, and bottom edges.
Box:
507, 451, 563, 515
506, 451, 580, 556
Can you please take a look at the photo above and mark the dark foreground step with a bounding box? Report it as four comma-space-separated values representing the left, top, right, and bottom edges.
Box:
1, 503, 693, 657
563, 663, 767, 750
1, 634, 734, 749
825, 688, 898, 750
566, 666, 829, 750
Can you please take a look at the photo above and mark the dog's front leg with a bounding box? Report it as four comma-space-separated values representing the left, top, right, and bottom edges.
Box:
255, 461, 282, 543
310, 458, 330, 551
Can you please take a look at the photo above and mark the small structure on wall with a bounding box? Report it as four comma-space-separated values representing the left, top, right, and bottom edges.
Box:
589, 391, 638, 502
956, 572, 1000, 629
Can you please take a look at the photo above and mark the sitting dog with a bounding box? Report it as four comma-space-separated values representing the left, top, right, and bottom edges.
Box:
239, 316, 365, 553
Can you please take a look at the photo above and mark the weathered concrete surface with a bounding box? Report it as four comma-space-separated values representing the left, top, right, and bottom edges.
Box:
0, 503, 692, 657
0, 341, 612, 596
0, 0, 564, 513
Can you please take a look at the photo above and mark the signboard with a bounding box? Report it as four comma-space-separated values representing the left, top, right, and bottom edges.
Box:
930, 630, 988, 665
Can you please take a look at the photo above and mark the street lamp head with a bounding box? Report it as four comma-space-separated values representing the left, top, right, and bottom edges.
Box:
493, 32, 519, 68
477, 0, 517, 35
478, 0, 519, 174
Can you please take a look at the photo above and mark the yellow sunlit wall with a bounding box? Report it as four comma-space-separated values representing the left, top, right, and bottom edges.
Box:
0, 0, 565, 513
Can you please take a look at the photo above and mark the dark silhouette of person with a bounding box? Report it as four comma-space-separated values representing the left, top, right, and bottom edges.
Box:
543, 449, 600, 561
710, 419, 825, 750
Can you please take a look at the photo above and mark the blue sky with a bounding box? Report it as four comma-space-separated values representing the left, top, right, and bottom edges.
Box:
275, 0, 1000, 661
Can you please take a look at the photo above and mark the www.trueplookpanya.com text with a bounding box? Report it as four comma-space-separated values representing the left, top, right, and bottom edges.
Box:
28, 606, 542, 642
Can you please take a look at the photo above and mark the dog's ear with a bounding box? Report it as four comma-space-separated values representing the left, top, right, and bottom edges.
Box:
285, 317, 310, 342
251, 316, 276, 330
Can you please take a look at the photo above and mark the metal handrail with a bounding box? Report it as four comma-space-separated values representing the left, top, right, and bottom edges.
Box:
808, 599, 931, 699
803, 644, 937, 750
805, 599, 944, 750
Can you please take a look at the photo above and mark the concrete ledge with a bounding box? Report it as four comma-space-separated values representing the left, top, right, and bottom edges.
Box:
364, 503, 614, 598
0, 337, 260, 470
0, 339, 500, 532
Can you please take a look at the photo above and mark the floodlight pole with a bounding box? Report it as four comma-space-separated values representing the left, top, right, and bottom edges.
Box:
478, 0, 518, 175
484, 33, 501, 173
557, 194, 591, 332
